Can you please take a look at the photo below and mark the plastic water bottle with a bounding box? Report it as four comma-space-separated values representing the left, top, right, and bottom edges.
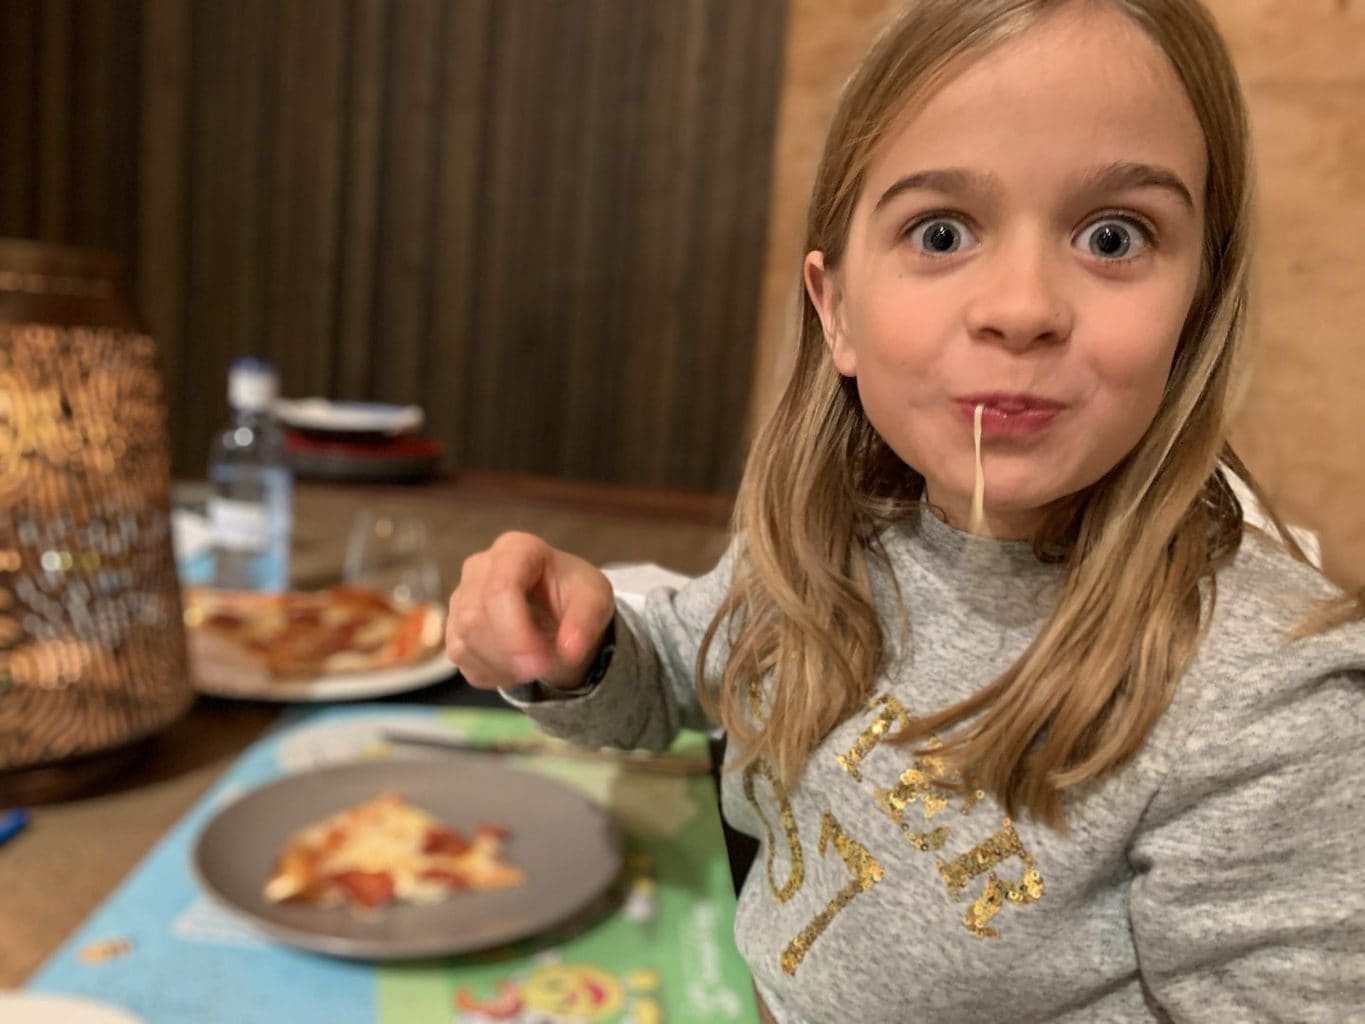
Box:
206, 357, 293, 591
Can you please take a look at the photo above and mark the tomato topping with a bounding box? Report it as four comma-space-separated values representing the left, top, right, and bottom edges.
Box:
390, 610, 429, 660
330, 870, 396, 908
422, 826, 470, 856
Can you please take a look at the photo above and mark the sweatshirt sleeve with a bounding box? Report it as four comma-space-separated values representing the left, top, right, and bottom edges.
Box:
500, 543, 739, 752
1127, 660, 1365, 1022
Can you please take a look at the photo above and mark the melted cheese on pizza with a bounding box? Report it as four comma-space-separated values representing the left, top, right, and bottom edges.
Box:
264, 793, 522, 912
184, 586, 443, 683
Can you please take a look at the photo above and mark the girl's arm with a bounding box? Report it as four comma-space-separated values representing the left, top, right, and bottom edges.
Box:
500, 544, 737, 752
1127, 661, 1364, 1020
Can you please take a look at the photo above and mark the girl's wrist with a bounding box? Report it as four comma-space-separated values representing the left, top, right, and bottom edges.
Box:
536, 617, 616, 698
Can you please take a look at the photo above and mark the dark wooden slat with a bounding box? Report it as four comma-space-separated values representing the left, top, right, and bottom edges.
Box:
462, 0, 531, 469
333, 0, 387, 400
36, 0, 73, 241
138, 0, 191, 467
0, 1, 40, 237
579, 0, 653, 483
679, 0, 748, 490
181, 0, 273, 470
424, 0, 493, 468
106, 1, 143, 261
714, 0, 787, 489
261, 0, 347, 401
617, 0, 696, 487
501, 0, 591, 476
557, 0, 617, 481
371, 0, 440, 405
68, 0, 118, 247
665, 0, 725, 489
676, 0, 782, 491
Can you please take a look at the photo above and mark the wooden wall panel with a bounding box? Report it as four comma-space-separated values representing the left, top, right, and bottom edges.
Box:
261, 0, 347, 397
0, 0, 787, 495
36, 0, 73, 242
179, 0, 273, 456
0, 2, 41, 236
1204, 0, 1365, 589
0, 0, 140, 252
372, 0, 440, 406
748, 0, 1365, 589
424, 0, 494, 463
137, 0, 190, 469
333, 0, 387, 401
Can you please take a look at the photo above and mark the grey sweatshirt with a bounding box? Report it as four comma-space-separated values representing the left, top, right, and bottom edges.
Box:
505, 512, 1365, 1023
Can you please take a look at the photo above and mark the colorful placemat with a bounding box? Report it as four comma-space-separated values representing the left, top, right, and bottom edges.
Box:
29, 704, 759, 1024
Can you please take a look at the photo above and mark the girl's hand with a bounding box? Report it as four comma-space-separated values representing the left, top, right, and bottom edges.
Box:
445, 531, 615, 691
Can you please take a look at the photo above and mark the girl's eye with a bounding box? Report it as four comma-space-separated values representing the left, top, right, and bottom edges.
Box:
905, 216, 978, 256
1073, 217, 1150, 260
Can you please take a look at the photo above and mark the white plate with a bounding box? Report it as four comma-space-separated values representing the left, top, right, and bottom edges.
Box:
192, 650, 456, 703
273, 398, 423, 437
0, 993, 143, 1024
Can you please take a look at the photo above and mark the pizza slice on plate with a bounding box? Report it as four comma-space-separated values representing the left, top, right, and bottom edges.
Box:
183, 585, 444, 688
264, 792, 523, 912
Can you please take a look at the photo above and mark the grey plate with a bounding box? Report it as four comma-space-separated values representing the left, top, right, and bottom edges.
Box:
191, 757, 623, 960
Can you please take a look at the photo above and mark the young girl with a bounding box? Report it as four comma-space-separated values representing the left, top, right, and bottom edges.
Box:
446, 0, 1365, 1019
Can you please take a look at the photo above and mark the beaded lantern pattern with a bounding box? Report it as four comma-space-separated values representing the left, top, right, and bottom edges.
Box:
0, 324, 191, 769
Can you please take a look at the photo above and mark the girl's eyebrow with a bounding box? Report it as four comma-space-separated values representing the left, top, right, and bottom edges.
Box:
1079, 161, 1196, 212
872, 161, 1196, 213
873, 168, 991, 212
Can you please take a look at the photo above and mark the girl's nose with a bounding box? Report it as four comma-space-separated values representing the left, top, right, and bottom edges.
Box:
963, 243, 1074, 351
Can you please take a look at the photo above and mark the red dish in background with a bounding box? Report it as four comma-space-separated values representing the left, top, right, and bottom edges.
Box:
283, 429, 445, 483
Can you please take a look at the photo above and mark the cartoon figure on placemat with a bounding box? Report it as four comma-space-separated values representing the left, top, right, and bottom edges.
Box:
453, 960, 662, 1024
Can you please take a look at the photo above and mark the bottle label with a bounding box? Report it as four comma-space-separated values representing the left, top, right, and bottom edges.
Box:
209, 498, 270, 552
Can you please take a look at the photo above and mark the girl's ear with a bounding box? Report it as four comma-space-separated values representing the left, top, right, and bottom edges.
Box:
804, 251, 856, 377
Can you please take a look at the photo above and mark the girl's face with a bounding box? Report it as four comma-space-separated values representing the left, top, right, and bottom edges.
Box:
806, 4, 1208, 539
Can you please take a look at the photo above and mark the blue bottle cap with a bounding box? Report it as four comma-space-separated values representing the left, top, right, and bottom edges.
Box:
0, 808, 28, 845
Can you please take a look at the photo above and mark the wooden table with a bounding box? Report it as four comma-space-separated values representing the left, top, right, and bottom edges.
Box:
0, 473, 732, 987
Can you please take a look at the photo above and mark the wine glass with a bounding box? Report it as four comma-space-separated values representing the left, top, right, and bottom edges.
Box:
342, 509, 442, 607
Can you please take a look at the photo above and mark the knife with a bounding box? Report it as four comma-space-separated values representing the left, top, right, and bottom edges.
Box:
379, 729, 712, 776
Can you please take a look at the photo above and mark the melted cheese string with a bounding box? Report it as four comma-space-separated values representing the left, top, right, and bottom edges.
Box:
969, 402, 987, 535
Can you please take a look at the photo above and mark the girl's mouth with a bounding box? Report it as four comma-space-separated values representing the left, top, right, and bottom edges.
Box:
954, 394, 1066, 438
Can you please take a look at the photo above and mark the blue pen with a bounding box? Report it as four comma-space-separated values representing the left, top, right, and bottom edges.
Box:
0, 808, 28, 845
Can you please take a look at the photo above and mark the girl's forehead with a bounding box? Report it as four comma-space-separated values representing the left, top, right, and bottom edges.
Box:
865, 4, 1207, 202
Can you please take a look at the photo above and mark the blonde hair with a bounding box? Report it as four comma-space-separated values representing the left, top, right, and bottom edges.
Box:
699, 0, 1361, 828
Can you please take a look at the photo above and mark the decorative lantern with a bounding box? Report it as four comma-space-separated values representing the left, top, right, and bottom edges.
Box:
0, 238, 192, 788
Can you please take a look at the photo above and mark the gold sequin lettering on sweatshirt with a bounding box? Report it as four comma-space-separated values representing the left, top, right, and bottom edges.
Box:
876, 764, 952, 852
781, 812, 885, 976
743, 759, 805, 902
836, 694, 912, 781
832, 696, 1044, 941
936, 817, 1045, 939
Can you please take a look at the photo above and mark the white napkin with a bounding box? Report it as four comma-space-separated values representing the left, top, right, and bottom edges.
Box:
171, 508, 213, 563
600, 562, 695, 611
1224, 471, 1323, 568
